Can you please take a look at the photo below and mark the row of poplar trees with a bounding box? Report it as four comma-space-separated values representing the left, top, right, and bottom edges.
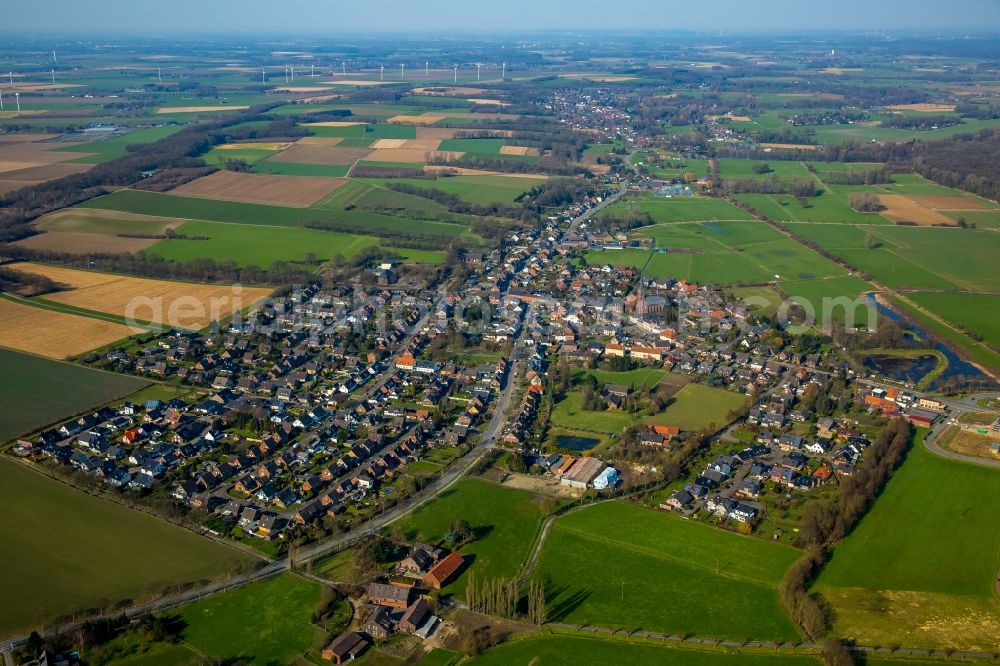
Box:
465, 571, 546, 624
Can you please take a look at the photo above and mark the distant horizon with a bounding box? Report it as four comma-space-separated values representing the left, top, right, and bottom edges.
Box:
5, 0, 1000, 35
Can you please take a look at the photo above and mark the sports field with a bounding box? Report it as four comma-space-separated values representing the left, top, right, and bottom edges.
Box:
647, 383, 748, 432
531, 502, 801, 640
471, 634, 821, 665
814, 439, 1000, 650
0, 457, 251, 636
391, 478, 545, 597
178, 574, 325, 664
0, 348, 148, 442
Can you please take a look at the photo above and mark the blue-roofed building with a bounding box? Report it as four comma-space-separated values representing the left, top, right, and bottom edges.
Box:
592, 466, 619, 490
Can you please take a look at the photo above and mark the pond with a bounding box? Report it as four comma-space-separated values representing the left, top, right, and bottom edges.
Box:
556, 435, 600, 451
863, 293, 997, 391
862, 353, 938, 385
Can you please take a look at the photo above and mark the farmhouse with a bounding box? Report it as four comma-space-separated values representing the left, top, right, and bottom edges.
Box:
367, 582, 411, 609
423, 551, 466, 590
322, 632, 369, 663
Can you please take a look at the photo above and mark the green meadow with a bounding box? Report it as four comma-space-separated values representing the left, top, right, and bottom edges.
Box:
391, 478, 546, 598
471, 634, 821, 666
79, 190, 470, 239
647, 382, 748, 432
906, 292, 1000, 347
0, 457, 251, 636
147, 220, 444, 266
532, 502, 801, 640
361, 174, 540, 204
814, 439, 1000, 651
178, 574, 326, 664
604, 193, 756, 223
0, 349, 149, 442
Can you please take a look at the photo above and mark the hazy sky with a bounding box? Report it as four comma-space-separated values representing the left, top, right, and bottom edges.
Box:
7, 0, 1000, 34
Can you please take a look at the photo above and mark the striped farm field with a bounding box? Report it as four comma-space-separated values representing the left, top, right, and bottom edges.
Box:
0, 348, 148, 442
77, 190, 470, 239
7, 263, 272, 331
170, 170, 348, 207
0, 295, 136, 359
312, 180, 375, 208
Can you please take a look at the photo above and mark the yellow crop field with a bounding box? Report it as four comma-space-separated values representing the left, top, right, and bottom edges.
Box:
0, 298, 134, 359
8, 263, 273, 330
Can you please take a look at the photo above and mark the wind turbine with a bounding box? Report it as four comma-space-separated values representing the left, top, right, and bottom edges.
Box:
51, 69, 55, 85
425, 61, 429, 76
290, 65, 295, 82
261, 68, 266, 84
0, 89, 4, 112
400, 63, 405, 80
453, 66, 458, 83
15, 92, 20, 117
158, 67, 162, 83
502, 62, 506, 79
476, 63, 481, 81
379, 64, 384, 81
52, 50, 57, 63
311, 63, 315, 78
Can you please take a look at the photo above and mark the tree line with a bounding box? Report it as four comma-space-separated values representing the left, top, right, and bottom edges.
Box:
780, 418, 913, 640
0, 245, 309, 285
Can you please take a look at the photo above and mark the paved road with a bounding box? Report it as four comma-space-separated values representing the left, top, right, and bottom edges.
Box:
921, 401, 1000, 469
568, 182, 628, 235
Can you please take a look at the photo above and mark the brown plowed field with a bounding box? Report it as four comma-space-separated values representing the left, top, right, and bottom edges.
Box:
878, 195, 956, 226
12, 231, 159, 254
366, 148, 463, 163
908, 195, 992, 211
170, 170, 347, 206
499, 145, 540, 156
266, 143, 372, 165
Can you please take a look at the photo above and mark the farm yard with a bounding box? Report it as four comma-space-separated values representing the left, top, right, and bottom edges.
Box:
0, 457, 253, 637
7, 263, 273, 330
389, 478, 547, 598
0, 295, 137, 358
0, 348, 148, 442
813, 440, 1000, 651
531, 502, 802, 640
